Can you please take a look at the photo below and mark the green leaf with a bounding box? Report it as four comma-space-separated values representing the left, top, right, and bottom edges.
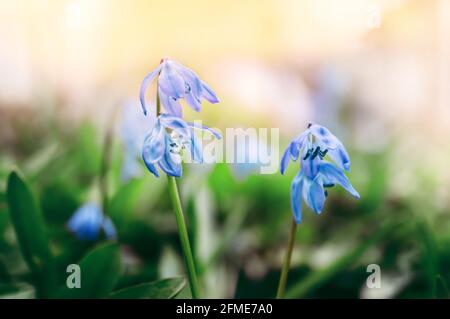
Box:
6, 170, 55, 296
54, 242, 122, 298
109, 278, 186, 299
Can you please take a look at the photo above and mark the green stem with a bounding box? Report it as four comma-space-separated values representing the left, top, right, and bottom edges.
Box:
167, 176, 201, 299
155, 86, 200, 298
276, 218, 297, 299
99, 107, 117, 213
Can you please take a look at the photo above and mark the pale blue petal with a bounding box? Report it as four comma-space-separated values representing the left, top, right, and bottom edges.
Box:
290, 131, 308, 161
189, 128, 203, 163
308, 124, 339, 149
327, 140, 351, 171
142, 158, 159, 177
67, 203, 103, 241
186, 122, 222, 139
159, 88, 182, 117
158, 61, 185, 98
302, 177, 325, 214
185, 91, 202, 112
139, 65, 162, 115
200, 80, 219, 103
290, 172, 304, 224
172, 61, 203, 99
301, 156, 320, 179
280, 146, 291, 175
159, 151, 182, 177
319, 162, 359, 198
102, 217, 117, 240
142, 122, 165, 164
159, 114, 190, 137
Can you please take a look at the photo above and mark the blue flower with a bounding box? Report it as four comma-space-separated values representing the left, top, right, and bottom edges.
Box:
142, 113, 221, 177
281, 123, 351, 174
281, 124, 359, 224
67, 203, 117, 241
140, 58, 219, 117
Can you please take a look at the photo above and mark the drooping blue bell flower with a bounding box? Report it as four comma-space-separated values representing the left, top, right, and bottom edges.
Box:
281, 124, 359, 224
140, 58, 219, 117
281, 123, 351, 174
67, 203, 117, 241
142, 113, 221, 178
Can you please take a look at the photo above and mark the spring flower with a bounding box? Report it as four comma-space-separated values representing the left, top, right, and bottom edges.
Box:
281, 124, 359, 223
140, 58, 219, 117
281, 123, 351, 174
142, 113, 221, 178
67, 203, 117, 241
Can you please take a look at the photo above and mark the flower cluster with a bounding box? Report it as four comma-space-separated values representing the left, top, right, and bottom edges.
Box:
281, 124, 359, 223
139, 58, 220, 177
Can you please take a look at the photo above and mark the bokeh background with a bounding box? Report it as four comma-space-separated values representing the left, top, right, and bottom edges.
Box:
1, 0, 450, 298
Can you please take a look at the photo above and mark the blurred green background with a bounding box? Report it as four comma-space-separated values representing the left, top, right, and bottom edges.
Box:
1, 0, 450, 298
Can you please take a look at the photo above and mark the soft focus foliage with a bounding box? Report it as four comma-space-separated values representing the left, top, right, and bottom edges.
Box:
1, 0, 450, 299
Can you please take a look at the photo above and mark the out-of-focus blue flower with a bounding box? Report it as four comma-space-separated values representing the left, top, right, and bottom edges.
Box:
120, 100, 155, 181
67, 203, 117, 241
140, 58, 219, 117
281, 123, 351, 174
142, 114, 221, 177
281, 123, 359, 224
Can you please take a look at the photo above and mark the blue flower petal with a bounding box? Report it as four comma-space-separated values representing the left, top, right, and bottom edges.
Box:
173, 61, 203, 99
185, 91, 202, 112
158, 61, 185, 99
302, 177, 325, 214
327, 140, 351, 171
142, 122, 165, 164
319, 162, 359, 198
200, 80, 219, 103
290, 172, 304, 224
308, 124, 339, 149
139, 65, 162, 115
142, 158, 159, 177
280, 146, 291, 175
186, 122, 222, 139
301, 156, 320, 179
67, 203, 103, 241
189, 128, 203, 163
102, 217, 117, 240
159, 89, 182, 117
159, 114, 190, 138
289, 131, 308, 161
158, 134, 183, 177
159, 151, 182, 177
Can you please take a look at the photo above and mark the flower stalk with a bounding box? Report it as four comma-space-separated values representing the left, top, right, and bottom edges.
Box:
167, 175, 200, 299
276, 218, 297, 299
156, 88, 200, 299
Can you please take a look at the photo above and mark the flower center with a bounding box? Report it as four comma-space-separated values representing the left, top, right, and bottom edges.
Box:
303, 146, 328, 160
168, 131, 189, 155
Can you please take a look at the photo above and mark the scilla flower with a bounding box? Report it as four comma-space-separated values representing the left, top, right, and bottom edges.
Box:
67, 203, 117, 241
142, 113, 221, 178
281, 124, 359, 223
140, 58, 219, 117
281, 123, 351, 174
